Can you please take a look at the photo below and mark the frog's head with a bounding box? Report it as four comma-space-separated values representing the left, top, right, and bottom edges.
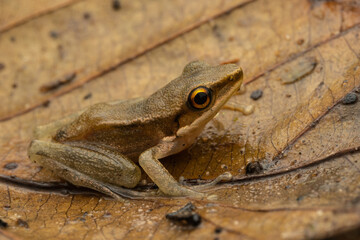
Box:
169, 61, 243, 137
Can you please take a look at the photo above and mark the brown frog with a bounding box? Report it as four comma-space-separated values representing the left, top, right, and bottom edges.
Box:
28, 61, 243, 200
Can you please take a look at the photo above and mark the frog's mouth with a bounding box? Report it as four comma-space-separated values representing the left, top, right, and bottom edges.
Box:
177, 67, 243, 137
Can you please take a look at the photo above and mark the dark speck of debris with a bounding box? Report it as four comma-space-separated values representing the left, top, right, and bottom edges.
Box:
4, 162, 18, 170
250, 89, 263, 100
297, 38, 305, 45
83, 12, 91, 20
310, 120, 318, 128
297, 195, 305, 202
215, 227, 223, 234
10, 36, 16, 42
103, 212, 112, 218
246, 161, 263, 174
49, 31, 59, 39
112, 0, 121, 10
16, 219, 29, 228
83, 92, 92, 100
342, 92, 358, 105
40, 72, 76, 93
0, 219, 8, 228
12, 83, 17, 89
166, 202, 201, 227
42, 100, 51, 108
285, 93, 292, 98
0, 63, 5, 71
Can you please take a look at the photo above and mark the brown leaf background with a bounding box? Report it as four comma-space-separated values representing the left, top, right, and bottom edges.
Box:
1, 0, 360, 239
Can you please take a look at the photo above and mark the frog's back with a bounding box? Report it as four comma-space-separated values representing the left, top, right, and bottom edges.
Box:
55, 98, 179, 161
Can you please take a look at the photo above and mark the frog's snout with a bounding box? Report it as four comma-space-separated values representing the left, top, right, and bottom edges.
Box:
229, 69, 243, 82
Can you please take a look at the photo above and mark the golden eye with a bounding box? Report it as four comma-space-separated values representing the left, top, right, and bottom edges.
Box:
188, 87, 212, 109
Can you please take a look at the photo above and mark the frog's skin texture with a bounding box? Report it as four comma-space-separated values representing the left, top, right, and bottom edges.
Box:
28, 61, 243, 200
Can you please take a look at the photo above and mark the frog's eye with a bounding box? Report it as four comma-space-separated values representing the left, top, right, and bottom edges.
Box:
188, 86, 212, 110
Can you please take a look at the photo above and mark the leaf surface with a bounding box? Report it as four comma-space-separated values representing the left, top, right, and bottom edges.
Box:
1, 0, 360, 239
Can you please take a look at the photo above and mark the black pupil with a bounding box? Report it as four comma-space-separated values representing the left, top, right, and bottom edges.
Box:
194, 92, 208, 105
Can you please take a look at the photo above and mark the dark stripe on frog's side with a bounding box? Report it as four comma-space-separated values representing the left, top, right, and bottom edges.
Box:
63, 115, 180, 162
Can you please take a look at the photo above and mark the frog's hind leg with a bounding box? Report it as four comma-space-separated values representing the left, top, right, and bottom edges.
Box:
28, 140, 158, 200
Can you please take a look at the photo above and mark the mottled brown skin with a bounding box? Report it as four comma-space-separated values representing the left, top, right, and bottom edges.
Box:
28, 61, 243, 200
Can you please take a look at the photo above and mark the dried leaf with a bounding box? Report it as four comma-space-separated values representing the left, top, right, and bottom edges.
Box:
1, 0, 360, 239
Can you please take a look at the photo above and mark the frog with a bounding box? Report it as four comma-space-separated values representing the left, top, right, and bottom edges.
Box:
28, 61, 243, 200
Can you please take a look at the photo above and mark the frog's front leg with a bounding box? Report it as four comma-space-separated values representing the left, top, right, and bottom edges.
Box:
139, 148, 205, 198
28, 140, 158, 200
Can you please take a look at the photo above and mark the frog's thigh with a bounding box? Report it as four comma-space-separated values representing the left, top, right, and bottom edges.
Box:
139, 148, 204, 198
28, 140, 142, 199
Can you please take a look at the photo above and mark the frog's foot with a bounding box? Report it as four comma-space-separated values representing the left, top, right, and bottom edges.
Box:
28, 140, 161, 200
186, 172, 233, 191
222, 102, 254, 115
167, 173, 232, 201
